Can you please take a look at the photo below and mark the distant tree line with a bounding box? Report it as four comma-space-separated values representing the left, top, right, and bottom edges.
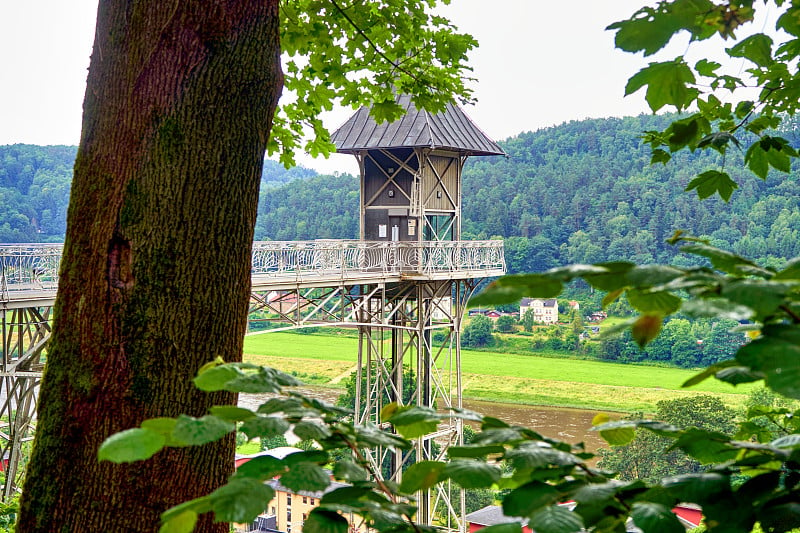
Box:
4, 114, 800, 271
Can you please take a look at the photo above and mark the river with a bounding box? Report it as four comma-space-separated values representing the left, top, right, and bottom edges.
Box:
240, 386, 609, 454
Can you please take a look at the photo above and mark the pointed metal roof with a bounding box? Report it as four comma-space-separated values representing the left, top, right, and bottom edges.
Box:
331, 94, 505, 156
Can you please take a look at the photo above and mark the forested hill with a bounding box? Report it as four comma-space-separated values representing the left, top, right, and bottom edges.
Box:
464, 113, 800, 271
3, 114, 800, 272
0, 145, 316, 242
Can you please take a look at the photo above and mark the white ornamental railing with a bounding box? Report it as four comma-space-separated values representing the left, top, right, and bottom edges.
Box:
0, 244, 63, 300
250, 240, 505, 278
1, 240, 505, 300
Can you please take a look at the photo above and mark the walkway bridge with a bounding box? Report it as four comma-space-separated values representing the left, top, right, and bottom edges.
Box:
0, 241, 504, 503
2, 240, 504, 306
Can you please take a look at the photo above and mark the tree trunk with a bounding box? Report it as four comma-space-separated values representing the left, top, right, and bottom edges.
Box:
18, 1, 281, 530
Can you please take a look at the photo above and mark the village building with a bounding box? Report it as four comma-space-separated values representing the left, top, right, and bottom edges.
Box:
235, 448, 367, 533
519, 298, 559, 324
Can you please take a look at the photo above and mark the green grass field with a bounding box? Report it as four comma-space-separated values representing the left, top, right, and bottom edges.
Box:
243, 331, 755, 413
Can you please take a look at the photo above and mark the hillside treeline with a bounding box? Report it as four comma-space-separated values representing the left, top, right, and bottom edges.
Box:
463, 113, 800, 271
0, 146, 314, 243
3, 113, 800, 272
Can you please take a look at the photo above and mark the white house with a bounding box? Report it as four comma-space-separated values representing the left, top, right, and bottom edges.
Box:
519, 298, 558, 324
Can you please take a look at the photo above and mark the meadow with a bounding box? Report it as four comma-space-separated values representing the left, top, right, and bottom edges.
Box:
243, 331, 754, 413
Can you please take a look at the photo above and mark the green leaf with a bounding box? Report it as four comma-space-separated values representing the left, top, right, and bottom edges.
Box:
504, 443, 580, 469
293, 420, 332, 441
745, 141, 770, 179
670, 428, 738, 463
625, 265, 685, 286
370, 99, 404, 123
760, 503, 800, 532
608, 5, 693, 56
593, 421, 636, 446
159, 510, 198, 533
279, 462, 332, 493
140, 417, 189, 447
573, 482, 623, 505
637, 420, 681, 438
698, 132, 739, 153
625, 60, 696, 111
650, 148, 671, 165
352, 424, 411, 449
765, 141, 792, 173
386, 406, 440, 439
319, 486, 374, 505
257, 397, 304, 414
160, 497, 212, 532
682, 359, 740, 388
239, 415, 291, 440
304, 509, 349, 533
209, 477, 275, 523
583, 262, 635, 292
475, 524, 522, 533
235, 455, 285, 481
442, 460, 501, 489
626, 289, 681, 315
715, 366, 764, 385
225, 365, 302, 393
695, 58, 721, 76
471, 274, 563, 307
172, 415, 235, 446
192, 364, 241, 392
680, 298, 753, 321
399, 461, 447, 493
667, 116, 708, 151
208, 406, 255, 422
283, 450, 328, 466
528, 505, 583, 533
774, 257, 800, 280
662, 473, 730, 503
737, 325, 800, 398
448, 444, 506, 458
98, 428, 166, 463
333, 460, 369, 483
721, 280, 792, 320
685, 170, 738, 201
503, 482, 560, 518
727, 33, 774, 67
631, 502, 684, 533
680, 243, 765, 275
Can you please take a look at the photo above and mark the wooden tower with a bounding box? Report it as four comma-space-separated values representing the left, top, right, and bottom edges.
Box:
332, 95, 505, 530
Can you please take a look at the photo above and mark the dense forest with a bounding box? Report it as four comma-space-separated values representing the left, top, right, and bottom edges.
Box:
3, 113, 800, 272
0, 145, 316, 242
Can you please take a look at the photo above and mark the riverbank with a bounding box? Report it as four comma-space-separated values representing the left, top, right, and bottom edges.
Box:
243, 332, 754, 413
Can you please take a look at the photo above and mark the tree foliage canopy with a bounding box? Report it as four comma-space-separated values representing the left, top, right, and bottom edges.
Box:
271, 0, 477, 166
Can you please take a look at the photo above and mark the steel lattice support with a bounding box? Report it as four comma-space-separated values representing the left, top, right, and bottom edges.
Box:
0, 307, 50, 499
353, 278, 480, 532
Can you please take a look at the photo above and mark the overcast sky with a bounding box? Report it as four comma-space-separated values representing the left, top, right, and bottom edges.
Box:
0, 1, 775, 174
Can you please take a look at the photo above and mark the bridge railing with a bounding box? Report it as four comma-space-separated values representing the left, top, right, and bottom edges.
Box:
250, 240, 505, 279
1, 240, 505, 300
0, 244, 62, 300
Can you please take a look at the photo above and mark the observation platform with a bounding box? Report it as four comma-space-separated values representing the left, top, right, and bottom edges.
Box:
1, 240, 505, 308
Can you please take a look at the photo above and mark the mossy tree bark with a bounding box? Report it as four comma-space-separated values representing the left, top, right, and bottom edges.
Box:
17, 1, 281, 531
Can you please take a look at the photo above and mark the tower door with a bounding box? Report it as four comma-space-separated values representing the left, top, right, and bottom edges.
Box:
388, 216, 403, 242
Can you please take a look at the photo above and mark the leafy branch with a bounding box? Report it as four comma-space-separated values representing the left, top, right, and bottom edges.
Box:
99, 353, 800, 533
609, 1, 800, 200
